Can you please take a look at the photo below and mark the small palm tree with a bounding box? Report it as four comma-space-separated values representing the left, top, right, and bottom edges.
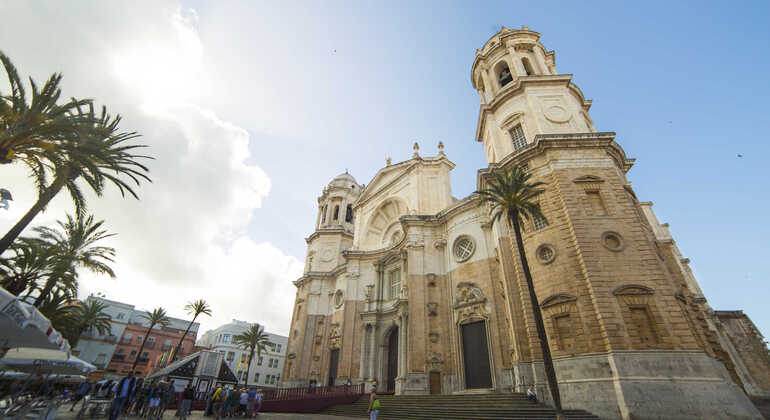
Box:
233, 323, 270, 387
171, 299, 211, 363
0, 104, 151, 255
36, 290, 78, 341
476, 166, 563, 418
31, 214, 116, 307
0, 238, 61, 296
69, 299, 112, 347
131, 307, 170, 374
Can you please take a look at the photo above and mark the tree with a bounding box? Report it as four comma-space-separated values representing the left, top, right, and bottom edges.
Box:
131, 307, 170, 374
31, 213, 116, 307
233, 323, 269, 388
171, 299, 211, 363
0, 238, 63, 296
476, 166, 563, 418
69, 299, 112, 347
0, 104, 151, 255
0, 51, 92, 167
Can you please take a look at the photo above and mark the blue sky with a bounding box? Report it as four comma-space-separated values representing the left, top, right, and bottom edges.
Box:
1, 1, 768, 336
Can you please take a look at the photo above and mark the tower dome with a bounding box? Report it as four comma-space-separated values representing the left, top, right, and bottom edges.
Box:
315, 171, 361, 231
329, 171, 359, 189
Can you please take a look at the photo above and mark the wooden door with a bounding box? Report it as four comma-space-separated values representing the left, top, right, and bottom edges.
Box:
328, 349, 340, 386
429, 372, 441, 394
461, 321, 492, 389
387, 327, 399, 392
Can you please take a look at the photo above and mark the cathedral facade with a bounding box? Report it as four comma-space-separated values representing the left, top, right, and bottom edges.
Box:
282, 27, 763, 419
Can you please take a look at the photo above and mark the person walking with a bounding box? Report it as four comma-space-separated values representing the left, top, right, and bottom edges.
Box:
179, 384, 195, 420
227, 386, 239, 417
246, 387, 256, 418
238, 388, 248, 417
527, 385, 538, 403
367, 385, 380, 420
109, 373, 137, 420
254, 389, 263, 417
70, 380, 92, 411
211, 385, 226, 420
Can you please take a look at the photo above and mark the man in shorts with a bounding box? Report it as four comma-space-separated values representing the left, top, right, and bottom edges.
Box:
69, 380, 92, 411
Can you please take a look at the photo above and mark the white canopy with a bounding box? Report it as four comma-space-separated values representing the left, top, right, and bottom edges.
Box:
0, 287, 70, 352
0, 347, 95, 375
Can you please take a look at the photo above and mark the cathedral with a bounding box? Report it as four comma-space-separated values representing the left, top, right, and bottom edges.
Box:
282, 26, 767, 419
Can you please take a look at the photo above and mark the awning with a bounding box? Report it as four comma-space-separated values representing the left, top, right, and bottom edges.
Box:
0, 287, 70, 352
0, 347, 95, 375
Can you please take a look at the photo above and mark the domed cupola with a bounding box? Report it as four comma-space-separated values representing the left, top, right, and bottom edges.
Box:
316, 171, 362, 231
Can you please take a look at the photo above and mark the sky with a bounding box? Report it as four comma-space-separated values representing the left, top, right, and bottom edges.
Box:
0, 1, 769, 338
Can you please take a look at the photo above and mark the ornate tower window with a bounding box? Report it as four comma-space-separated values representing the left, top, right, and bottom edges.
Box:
345, 204, 353, 222
613, 285, 662, 348
389, 269, 401, 300
497, 62, 513, 87
453, 236, 476, 262
521, 57, 535, 76
333, 205, 340, 220
510, 124, 527, 151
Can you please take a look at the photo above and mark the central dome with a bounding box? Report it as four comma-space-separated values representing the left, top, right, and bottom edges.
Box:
329, 171, 359, 189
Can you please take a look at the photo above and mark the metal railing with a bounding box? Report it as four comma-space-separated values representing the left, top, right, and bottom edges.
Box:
263, 383, 364, 401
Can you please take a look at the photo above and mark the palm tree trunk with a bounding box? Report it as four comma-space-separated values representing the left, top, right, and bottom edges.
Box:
171, 315, 197, 364
509, 210, 563, 418
244, 347, 254, 388
0, 171, 68, 255
131, 324, 155, 373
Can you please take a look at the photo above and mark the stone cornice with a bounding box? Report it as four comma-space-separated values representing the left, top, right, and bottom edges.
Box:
294, 263, 348, 286
474, 75, 591, 143
476, 132, 635, 190
305, 226, 353, 243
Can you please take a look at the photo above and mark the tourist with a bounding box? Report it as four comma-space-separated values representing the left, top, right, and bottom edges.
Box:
212, 385, 226, 420
246, 387, 256, 418
179, 384, 195, 420
109, 373, 136, 420
345, 378, 351, 394
159, 382, 174, 418
367, 385, 380, 420
255, 389, 264, 416
238, 388, 248, 417
527, 386, 537, 403
147, 381, 162, 420
227, 386, 240, 417
70, 380, 92, 411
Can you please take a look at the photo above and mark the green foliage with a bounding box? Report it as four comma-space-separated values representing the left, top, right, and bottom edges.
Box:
69, 299, 112, 347
475, 166, 545, 228
132, 307, 170, 372
184, 299, 212, 319
233, 323, 270, 386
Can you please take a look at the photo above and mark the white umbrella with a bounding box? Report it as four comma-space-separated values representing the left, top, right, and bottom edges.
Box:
0, 287, 70, 352
0, 347, 95, 375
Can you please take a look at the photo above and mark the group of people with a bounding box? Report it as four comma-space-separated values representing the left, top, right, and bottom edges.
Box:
207, 385, 263, 419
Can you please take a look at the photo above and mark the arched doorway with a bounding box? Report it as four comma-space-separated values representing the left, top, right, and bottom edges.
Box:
328, 348, 339, 386
461, 320, 492, 389
386, 327, 399, 392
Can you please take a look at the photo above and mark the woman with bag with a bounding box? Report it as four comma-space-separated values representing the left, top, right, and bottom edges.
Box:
367, 385, 380, 420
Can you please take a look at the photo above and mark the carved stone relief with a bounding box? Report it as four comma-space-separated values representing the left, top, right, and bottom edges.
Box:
429, 332, 439, 343
427, 302, 438, 316
453, 282, 489, 324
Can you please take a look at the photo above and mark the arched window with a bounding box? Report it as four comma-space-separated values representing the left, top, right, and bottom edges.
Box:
333, 205, 339, 220
522, 57, 535, 76
345, 205, 353, 222
497, 63, 513, 87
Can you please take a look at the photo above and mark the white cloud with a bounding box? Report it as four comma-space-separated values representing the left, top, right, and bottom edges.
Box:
0, 1, 301, 335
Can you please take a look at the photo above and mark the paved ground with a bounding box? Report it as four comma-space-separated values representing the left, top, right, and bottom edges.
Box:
57, 410, 362, 420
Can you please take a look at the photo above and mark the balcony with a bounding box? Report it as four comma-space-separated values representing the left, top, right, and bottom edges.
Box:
137, 357, 149, 364
112, 354, 126, 361
162, 344, 171, 351
145, 342, 155, 349
105, 335, 118, 343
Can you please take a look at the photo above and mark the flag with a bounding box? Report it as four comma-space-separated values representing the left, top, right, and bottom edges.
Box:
168, 346, 176, 363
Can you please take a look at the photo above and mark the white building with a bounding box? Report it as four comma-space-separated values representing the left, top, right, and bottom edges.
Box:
72, 296, 132, 370
197, 320, 288, 388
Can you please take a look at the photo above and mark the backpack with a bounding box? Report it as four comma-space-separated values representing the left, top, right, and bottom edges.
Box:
372, 398, 380, 410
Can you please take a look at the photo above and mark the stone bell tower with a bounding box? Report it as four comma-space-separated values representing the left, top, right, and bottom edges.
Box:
471, 26, 762, 419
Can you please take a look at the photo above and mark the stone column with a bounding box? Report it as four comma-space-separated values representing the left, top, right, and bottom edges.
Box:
367, 324, 377, 380
315, 205, 322, 229
360, 324, 368, 380
532, 47, 549, 75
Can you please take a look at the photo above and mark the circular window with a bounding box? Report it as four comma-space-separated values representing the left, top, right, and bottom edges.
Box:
453, 236, 476, 262
601, 231, 625, 252
536, 244, 557, 264
334, 290, 344, 308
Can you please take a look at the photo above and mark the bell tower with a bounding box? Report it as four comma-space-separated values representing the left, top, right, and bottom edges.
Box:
471, 26, 595, 165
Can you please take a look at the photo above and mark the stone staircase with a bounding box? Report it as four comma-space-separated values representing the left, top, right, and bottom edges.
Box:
321, 393, 600, 420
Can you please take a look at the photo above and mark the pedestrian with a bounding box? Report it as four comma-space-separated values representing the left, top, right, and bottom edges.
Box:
227, 386, 239, 417
239, 388, 248, 417
246, 387, 256, 418
147, 382, 162, 420
255, 389, 263, 416
108, 373, 137, 420
344, 378, 351, 395
527, 385, 537, 402
159, 382, 174, 418
367, 385, 380, 420
70, 380, 92, 411
179, 384, 195, 420
211, 385, 226, 420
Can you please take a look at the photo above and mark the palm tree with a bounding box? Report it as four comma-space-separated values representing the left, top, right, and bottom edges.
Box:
233, 323, 270, 387
36, 290, 79, 341
0, 104, 152, 255
0, 238, 62, 296
170, 300, 211, 363
131, 307, 170, 374
31, 214, 116, 307
69, 299, 112, 347
0, 51, 92, 167
476, 166, 563, 418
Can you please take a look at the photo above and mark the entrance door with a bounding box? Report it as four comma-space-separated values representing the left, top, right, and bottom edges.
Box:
328, 349, 340, 386
461, 321, 492, 389
429, 372, 441, 394
387, 327, 399, 392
